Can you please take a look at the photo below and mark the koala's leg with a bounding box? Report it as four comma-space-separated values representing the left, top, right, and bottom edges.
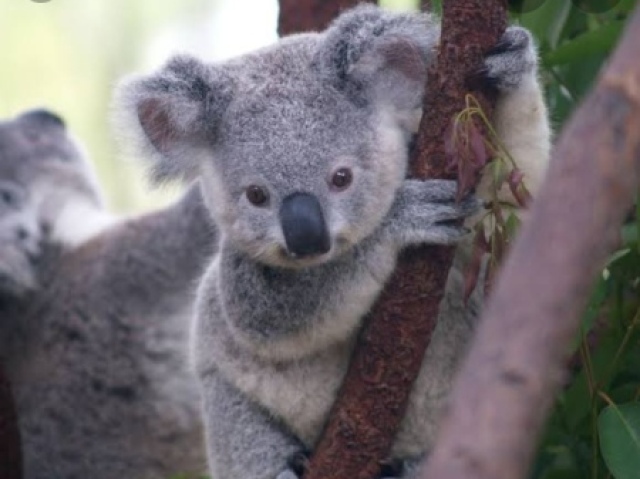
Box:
200, 370, 306, 479
480, 26, 552, 201
381, 179, 480, 248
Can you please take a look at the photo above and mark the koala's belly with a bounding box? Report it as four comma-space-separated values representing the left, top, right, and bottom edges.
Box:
210, 258, 478, 456
214, 333, 354, 446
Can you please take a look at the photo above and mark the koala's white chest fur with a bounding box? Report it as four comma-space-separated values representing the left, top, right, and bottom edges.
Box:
205, 318, 354, 446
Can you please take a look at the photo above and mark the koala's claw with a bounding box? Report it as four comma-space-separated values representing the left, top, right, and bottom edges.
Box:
379, 456, 423, 479
481, 26, 537, 91
276, 469, 301, 479
488, 26, 530, 56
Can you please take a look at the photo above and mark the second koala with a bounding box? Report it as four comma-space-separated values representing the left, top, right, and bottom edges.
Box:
119, 5, 551, 479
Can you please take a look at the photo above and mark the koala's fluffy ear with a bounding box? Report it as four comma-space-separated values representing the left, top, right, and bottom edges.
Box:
314, 5, 439, 113
115, 55, 233, 183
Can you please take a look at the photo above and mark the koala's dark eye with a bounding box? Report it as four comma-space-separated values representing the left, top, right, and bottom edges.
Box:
330, 168, 353, 191
246, 185, 269, 206
1, 189, 17, 207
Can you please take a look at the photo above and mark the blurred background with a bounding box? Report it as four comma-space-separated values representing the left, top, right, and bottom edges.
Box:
0, 0, 416, 213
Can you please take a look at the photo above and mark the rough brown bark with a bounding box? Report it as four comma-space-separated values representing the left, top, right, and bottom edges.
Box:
278, 0, 377, 36
303, 1, 508, 479
419, 6, 640, 479
0, 363, 22, 479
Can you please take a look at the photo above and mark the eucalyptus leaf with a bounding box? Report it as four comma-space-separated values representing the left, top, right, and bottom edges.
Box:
544, 21, 624, 66
598, 402, 640, 479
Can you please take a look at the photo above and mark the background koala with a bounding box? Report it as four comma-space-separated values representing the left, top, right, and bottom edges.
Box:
118, 5, 551, 479
0, 109, 214, 478
0, 110, 111, 298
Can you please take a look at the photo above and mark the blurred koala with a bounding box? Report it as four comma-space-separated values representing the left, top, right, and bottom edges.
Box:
0, 109, 214, 479
0, 109, 111, 297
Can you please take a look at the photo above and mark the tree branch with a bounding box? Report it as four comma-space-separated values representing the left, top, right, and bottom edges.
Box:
278, 0, 377, 37
302, 1, 508, 479
419, 6, 640, 479
0, 363, 22, 479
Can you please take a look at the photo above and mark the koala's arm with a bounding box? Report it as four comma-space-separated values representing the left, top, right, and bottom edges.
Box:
382, 179, 479, 248
477, 27, 552, 204
200, 371, 305, 479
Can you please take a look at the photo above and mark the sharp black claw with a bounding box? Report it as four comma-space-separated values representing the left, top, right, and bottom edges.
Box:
288, 449, 311, 477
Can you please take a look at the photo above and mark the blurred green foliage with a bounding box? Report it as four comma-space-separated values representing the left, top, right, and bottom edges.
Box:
513, 2, 640, 478
0, 0, 222, 212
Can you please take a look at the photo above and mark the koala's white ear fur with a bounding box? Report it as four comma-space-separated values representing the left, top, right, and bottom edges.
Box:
116, 54, 233, 183
314, 5, 439, 112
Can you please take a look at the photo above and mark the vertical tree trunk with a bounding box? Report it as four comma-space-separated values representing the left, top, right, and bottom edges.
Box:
419, 6, 640, 479
0, 363, 22, 479
302, 1, 508, 479
278, 0, 377, 36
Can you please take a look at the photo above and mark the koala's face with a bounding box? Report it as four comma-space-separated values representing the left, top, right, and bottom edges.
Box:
0, 178, 39, 296
0, 109, 102, 296
121, 5, 438, 268
199, 49, 409, 267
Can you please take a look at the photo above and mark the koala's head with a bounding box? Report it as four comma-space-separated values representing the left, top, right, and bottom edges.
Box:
0, 109, 105, 297
118, 5, 437, 268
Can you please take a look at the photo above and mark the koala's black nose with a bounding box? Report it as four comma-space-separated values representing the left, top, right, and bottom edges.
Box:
280, 192, 330, 258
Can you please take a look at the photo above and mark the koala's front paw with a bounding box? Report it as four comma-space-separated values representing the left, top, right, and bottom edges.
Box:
386, 179, 481, 247
482, 26, 537, 91
276, 449, 309, 479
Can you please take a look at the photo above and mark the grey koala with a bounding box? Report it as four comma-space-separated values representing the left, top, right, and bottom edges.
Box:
118, 5, 551, 479
0, 109, 214, 478
0, 109, 109, 298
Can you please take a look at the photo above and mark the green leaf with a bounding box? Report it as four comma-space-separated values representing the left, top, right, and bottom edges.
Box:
505, 212, 521, 239
544, 21, 625, 66
516, 0, 572, 48
598, 402, 640, 479
614, 0, 638, 14
570, 275, 610, 352
491, 159, 508, 190
621, 223, 638, 248
608, 248, 632, 267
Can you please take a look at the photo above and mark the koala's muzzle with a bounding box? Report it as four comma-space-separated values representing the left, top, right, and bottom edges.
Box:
280, 193, 330, 258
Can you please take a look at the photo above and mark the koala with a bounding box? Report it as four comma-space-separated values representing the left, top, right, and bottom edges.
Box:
118, 5, 551, 479
0, 109, 214, 478
0, 109, 112, 298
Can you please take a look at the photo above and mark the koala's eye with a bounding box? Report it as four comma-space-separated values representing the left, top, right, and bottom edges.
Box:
1, 189, 18, 207
330, 168, 353, 191
246, 185, 269, 206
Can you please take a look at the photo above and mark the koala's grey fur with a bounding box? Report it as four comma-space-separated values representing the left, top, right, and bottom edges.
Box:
118, 5, 551, 479
0, 110, 215, 478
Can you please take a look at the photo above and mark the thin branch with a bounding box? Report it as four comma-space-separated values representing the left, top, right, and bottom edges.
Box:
304, 1, 508, 479
278, 0, 377, 36
420, 6, 640, 479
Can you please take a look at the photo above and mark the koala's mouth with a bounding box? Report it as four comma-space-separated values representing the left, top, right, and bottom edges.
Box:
278, 245, 333, 268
